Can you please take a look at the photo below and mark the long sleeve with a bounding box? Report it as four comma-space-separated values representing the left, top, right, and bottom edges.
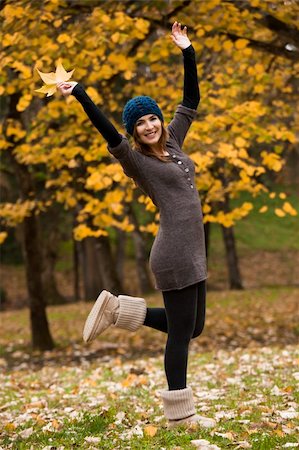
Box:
182, 45, 200, 110
72, 84, 122, 147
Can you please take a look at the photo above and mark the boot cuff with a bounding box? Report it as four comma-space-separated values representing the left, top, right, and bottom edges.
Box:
114, 295, 146, 332
160, 387, 196, 420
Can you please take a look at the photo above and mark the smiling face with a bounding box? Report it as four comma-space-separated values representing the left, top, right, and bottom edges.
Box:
135, 114, 163, 148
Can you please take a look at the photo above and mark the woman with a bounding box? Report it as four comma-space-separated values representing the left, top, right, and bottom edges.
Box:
58, 21, 208, 428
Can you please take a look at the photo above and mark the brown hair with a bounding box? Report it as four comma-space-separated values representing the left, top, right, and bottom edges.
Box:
133, 122, 170, 162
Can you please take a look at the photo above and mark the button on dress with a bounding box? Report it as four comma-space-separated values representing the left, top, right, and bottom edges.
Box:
108, 104, 207, 291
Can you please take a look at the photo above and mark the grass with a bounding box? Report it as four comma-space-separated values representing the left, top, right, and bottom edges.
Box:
209, 185, 299, 254
0, 287, 298, 449
1, 344, 298, 449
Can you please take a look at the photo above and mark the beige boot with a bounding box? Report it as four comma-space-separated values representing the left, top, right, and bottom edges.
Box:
160, 387, 216, 429
83, 290, 146, 343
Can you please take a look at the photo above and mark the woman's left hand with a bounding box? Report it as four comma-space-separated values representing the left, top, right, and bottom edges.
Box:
170, 21, 191, 50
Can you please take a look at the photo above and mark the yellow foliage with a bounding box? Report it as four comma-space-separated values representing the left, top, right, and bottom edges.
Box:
140, 223, 159, 236
261, 152, 283, 172
134, 17, 150, 37
1, 0, 297, 236
86, 87, 102, 104
11, 61, 32, 79
204, 202, 253, 226
202, 204, 211, 213
16, 94, 32, 112
2, 4, 24, 21
5, 121, 26, 140
275, 208, 286, 218
235, 39, 249, 49
0, 200, 36, 226
0, 232, 8, 245
86, 171, 113, 191
108, 53, 134, 72
196, 28, 205, 38
138, 195, 156, 212
223, 40, 233, 51
218, 142, 237, 159
73, 224, 108, 240
234, 137, 247, 148
104, 191, 124, 215
54, 19, 62, 28
254, 84, 265, 94
259, 206, 268, 213
282, 202, 297, 216
96, 64, 115, 80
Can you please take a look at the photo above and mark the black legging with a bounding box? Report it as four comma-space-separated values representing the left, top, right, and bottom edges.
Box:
144, 280, 206, 390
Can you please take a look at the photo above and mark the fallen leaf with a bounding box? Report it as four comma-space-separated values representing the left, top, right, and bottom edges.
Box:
25, 400, 47, 410
191, 439, 221, 450
214, 431, 235, 440
144, 425, 158, 437
84, 436, 101, 444
19, 427, 34, 438
121, 373, 137, 387
197, 415, 217, 428
274, 428, 285, 437
235, 441, 252, 449
191, 439, 211, 447
52, 419, 61, 430
277, 409, 298, 419
4, 423, 16, 432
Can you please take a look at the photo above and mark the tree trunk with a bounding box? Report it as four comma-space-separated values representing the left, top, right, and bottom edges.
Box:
204, 221, 210, 259
115, 228, 126, 282
95, 236, 123, 295
42, 226, 66, 305
73, 238, 81, 301
128, 205, 153, 293
80, 237, 103, 300
5, 93, 54, 350
22, 213, 55, 350
221, 224, 243, 289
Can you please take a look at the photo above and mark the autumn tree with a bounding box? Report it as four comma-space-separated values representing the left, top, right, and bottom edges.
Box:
0, 0, 298, 348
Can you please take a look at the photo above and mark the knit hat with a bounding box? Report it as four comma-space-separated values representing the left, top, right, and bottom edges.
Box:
122, 96, 164, 135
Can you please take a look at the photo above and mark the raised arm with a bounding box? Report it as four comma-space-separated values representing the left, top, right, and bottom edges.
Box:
57, 81, 145, 179
57, 82, 122, 148
167, 23, 199, 148
170, 21, 200, 110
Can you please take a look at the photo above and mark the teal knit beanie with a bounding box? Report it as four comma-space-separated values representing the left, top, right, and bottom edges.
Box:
122, 96, 164, 135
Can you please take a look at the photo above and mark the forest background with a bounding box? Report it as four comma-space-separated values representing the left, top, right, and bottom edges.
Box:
0, 0, 298, 351
0, 1, 299, 448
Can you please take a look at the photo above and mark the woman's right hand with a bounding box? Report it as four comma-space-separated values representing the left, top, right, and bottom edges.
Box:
57, 81, 78, 96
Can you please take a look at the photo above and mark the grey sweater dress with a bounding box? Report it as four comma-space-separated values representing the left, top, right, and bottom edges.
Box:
107, 107, 207, 291
73, 47, 207, 292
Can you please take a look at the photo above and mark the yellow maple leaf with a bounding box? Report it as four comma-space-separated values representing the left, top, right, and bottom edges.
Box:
35, 59, 75, 97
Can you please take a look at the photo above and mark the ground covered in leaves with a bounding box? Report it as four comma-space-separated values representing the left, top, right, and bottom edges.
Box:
0, 287, 298, 449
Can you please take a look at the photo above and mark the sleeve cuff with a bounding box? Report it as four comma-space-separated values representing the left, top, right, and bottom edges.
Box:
72, 83, 85, 99
182, 45, 195, 56
177, 104, 198, 117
